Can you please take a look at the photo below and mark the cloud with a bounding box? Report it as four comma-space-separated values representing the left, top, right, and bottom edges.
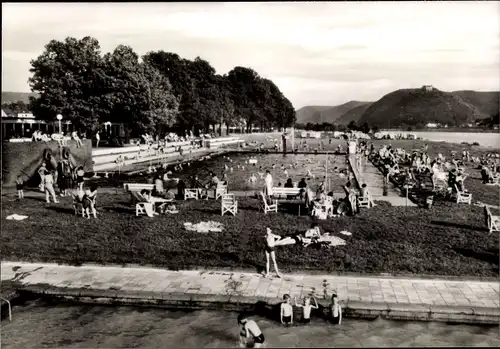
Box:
2, 1, 499, 108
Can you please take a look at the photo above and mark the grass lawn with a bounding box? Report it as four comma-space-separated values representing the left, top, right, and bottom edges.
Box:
1, 190, 498, 278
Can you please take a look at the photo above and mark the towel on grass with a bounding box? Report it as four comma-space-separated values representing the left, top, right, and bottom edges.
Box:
6, 214, 28, 221
184, 221, 224, 233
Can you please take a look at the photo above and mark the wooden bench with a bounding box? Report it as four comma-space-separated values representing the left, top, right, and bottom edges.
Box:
123, 183, 155, 192
272, 187, 302, 199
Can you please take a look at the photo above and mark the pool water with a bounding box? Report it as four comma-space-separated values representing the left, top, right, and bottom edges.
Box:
162, 153, 354, 193
2, 301, 499, 348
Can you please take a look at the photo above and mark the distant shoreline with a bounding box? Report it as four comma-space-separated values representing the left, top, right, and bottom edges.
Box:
380, 128, 499, 134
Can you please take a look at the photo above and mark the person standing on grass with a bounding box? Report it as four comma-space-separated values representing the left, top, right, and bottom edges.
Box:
280, 294, 293, 325
44, 170, 59, 203
264, 227, 282, 278
264, 170, 273, 197
238, 313, 265, 348
16, 176, 24, 199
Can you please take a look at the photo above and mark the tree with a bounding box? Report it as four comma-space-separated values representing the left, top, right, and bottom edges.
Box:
1, 101, 30, 114
360, 122, 370, 134
102, 45, 178, 136
227, 67, 261, 132
29, 36, 106, 131
347, 120, 358, 131
142, 51, 197, 133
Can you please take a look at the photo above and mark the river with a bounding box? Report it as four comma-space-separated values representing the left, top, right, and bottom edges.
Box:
2, 300, 499, 348
379, 131, 500, 148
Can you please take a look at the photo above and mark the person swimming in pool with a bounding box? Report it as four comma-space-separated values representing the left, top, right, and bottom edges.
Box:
238, 313, 265, 348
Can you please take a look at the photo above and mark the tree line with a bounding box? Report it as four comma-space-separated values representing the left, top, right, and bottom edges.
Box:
296, 121, 379, 134
27, 36, 296, 137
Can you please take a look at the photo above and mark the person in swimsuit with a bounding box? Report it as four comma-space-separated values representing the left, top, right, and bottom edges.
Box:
295, 296, 318, 324
280, 294, 293, 325
264, 228, 282, 278
330, 294, 343, 325
238, 313, 265, 348
16, 176, 24, 199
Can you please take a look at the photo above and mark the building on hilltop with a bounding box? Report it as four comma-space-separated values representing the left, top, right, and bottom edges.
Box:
422, 85, 434, 92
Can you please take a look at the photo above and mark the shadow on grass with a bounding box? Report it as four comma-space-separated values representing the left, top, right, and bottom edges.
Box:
103, 206, 133, 214
453, 247, 499, 265
46, 206, 75, 215
431, 220, 484, 231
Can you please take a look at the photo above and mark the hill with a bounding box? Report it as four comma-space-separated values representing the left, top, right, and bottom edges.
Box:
296, 101, 371, 124
295, 106, 334, 124
450, 91, 499, 119
1, 91, 38, 104
335, 102, 373, 125
357, 88, 498, 128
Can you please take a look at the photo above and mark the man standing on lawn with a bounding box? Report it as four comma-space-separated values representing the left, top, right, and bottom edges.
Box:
264, 227, 282, 278
264, 170, 273, 197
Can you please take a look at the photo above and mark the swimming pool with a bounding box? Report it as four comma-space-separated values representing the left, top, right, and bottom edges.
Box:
2, 300, 499, 348
128, 152, 355, 194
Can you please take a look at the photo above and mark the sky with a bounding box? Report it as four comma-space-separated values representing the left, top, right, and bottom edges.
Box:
2, 2, 499, 109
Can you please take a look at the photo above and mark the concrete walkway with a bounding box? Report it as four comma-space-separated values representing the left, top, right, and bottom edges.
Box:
2, 262, 498, 324
349, 155, 417, 207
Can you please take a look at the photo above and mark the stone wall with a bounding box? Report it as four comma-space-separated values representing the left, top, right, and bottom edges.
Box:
1, 140, 93, 187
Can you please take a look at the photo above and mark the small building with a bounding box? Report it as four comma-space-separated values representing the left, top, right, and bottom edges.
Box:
422, 85, 434, 92
426, 122, 438, 128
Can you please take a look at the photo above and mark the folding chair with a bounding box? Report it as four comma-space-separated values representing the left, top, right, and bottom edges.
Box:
221, 193, 238, 216
485, 206, 500, 234
260, 192, 278, 214
454, 184, 472, 205
131, 191, 155, 217
357, 196, 370, 209
184, 188, 199, 200
215, 183, 228, 200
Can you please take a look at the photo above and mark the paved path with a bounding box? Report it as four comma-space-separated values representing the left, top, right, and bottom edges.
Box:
349, 155, 417, 207
2, 262, 498, 309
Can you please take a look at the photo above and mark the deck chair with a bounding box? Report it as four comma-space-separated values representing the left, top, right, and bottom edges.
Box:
489, 174, 500, 186
131, 191, 155, 217
484, 206, 500, 234
184, 188, 199, 200
215, 183, 228, 200
260, 192, 278, 214
357, 196, 370, 209
454, 184, 472, 204
221, 193, 238, 216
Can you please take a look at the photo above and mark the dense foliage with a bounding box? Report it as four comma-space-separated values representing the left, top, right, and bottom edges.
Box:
27, 36, 296, 136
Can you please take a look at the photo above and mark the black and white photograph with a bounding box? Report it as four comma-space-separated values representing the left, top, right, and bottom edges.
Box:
1, 1, 499, 348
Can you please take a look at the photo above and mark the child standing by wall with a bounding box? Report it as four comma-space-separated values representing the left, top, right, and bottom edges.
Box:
16, 176, 24, 199
280, 294, 293, 325
294, 296, 318, 324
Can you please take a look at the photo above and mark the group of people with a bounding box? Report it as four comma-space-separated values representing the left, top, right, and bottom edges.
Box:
368, 141, 500, 201
31, 130, 85, 148
238, 293, 342, 347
